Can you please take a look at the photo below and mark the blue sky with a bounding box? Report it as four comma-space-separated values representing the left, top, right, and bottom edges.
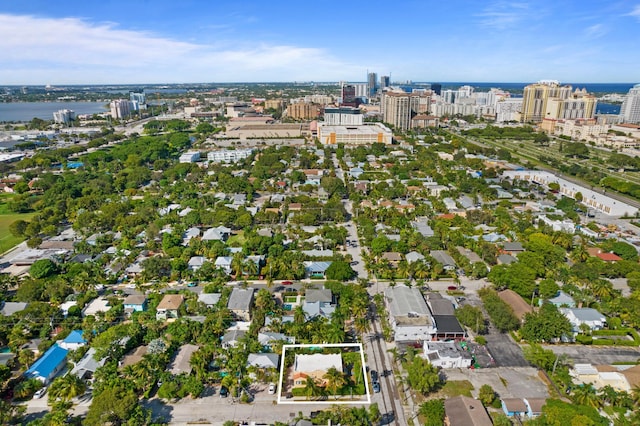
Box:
1, 0, 639, 84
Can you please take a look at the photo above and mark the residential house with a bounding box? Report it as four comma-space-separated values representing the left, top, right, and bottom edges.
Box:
384, 285, 436, 342
502, 398, 528, 418
293, 353, 342, 387
456, 246, 483, 264
301, 249, 333, 258
497, 254, 518, 265
303, 261, 332, 278
560, 307, 607, 332
381, 252, 402, 268
430, 250, 457, 271
59, 330, 86, 350
444, 395, 493, 426
423, 341, 472, 368
221, 329, 246, 349
405, 251, 426, 264
227, 288, 255, 321
498, 289, 532, 321
0, 301, 28, 316
182, 227, 201, 246
247, 353, 279, 370
188, 256, 206, 272
524, 398, 547, 418
24, 344, 68, 384
545, 291, 575, 308
70, 347, 106, 380
198, 293, 221, 308
502, 242, 525, 255
258, 332, 294, 348
202, 226, 232, 242
214, 256, 233, 274
168, 344, 199, 375
156, 294, 185, 320
123, 294, 148, 314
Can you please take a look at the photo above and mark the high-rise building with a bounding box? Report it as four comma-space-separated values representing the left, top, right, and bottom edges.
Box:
287, 102, 320, 120
341, 84, 358, 107
430, 83, 442, 96
620, 84, 640, 124
53, 109, 76, 124
520, 80, 596, 123
367, 72, 378, 97
130, 92, 147, 111
381, 91, 425, 131
323, 107, 364, 125
380, 76, 390, 89
110, 99, 132, 119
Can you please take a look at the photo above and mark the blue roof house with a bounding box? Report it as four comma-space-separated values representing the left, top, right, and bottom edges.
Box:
25, 344, 69, 384
303, 261, 332, 279
59, 330, 87, 350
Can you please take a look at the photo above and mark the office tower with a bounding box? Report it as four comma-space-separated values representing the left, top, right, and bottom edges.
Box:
380, 75, 390, 89
323, 107, 364, 125
367, 72, 378, 97
430, 83, 442, 96
110, 99, 132, 119
53, 109, 76, 124
620, 84, 640, 124
381, 91, 423, 131
520, 80, 596, 123
341, 84, 358, 107
353, 83, 368, 98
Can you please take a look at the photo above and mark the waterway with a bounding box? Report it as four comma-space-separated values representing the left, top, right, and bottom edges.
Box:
0, 101, 109, 122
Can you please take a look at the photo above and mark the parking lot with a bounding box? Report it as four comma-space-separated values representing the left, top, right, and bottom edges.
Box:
444, 367, 549, 399
541, 345, 640, 365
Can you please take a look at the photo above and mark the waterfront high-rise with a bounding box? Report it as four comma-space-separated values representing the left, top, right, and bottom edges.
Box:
520, 80, 596, 123
53, 109, 76, 124
110, 99, 132, 119
367, 72, 378, 97
380, 75, 390, 89
620, 84, 640, 124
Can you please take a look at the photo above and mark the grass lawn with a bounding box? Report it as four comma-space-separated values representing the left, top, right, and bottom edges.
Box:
435, 380, 474, 398
0, 194, 35, 254
226, 230, 245, 246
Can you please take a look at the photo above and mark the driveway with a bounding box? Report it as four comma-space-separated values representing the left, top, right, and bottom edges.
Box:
541, 345, 640, 365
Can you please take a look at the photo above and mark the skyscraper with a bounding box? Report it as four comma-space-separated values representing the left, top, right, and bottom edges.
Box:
430, 83, 442, 96
381, 91, 423, 131
520, 80, 596, 123
380, 75, 390, 89
367, 72, 378, 98
110, 99, 132, 119
620, 84, 640, 124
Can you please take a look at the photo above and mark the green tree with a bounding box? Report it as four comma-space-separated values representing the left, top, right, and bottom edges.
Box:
85, 386, 146, 426
29, 259, 58, 279
455, 305, 486, 334
521, 303, 572, 343
325, 261, 356, 281
48, 374, 86, 403
419, 399, 445, 426
323, 367, 346, 399
478, 384, 496, 406
405, 357, 441, 395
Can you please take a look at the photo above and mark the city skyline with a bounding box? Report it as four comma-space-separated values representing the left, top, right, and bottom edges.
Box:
1, 1, 639, 85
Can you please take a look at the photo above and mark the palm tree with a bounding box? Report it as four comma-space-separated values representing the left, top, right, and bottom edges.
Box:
571, 243, 589, 263
230, 253, 244, 278
572, 384, 602, 409
243, 258, 258, 278
589, 280, 615, 300
304, 376, 319, 401
323, 367, 346, 400
47, 374, 86, 403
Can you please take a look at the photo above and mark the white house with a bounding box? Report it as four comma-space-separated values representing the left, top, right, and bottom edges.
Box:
384, 285, 436, 342
423, 341, 472, 369
560, 307, 607, 332
214, 256, 233, 274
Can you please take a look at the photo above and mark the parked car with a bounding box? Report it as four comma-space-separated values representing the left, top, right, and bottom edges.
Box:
187, 282, 197, 287
370, 370, 378, 381
372, 382, 380, 393
219, 386, 228, 398
33, 388, 46, 399
281, 281, 293, 285
268, 383, 276, 395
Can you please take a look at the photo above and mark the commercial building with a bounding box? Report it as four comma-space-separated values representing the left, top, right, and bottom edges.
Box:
384, 285, 436, 342
341, 84, 358, 107
519, 80, 596, 123
129, 92, 146, 110
179, 151, 201, 163
367, 72, 378, 97
323, 107, 363, 125
502, 170, 639, 216
620, 84, 640, 124
317, 123, 393, 145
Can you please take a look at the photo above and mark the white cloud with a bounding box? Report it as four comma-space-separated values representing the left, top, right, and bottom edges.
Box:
476, 2, 530, 30
584, 23, 607, 38
626, 5, 640, 20
0, 14, 358, 84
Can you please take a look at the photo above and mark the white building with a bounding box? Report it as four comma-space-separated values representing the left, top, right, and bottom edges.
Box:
317, 123, 392, 145
502, 170, 639, 217
384, 285, 436, 342
620, 84, 640, 124
560, 307, 607, 332
323, 107, 364, 125
207, 148, 253, 163
537, 215, 575, 233
179, 151, 200, 163
423, 341, 472, 368
53, 109, 76, 124
495, 99, 523, 122
110, 99, 131, 119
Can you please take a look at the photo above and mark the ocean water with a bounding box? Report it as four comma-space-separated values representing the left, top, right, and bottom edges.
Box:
0, 101, 108, 122
435, 82, 635, 94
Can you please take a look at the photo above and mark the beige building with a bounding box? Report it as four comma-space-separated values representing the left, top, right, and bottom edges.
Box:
156, 294, 184, 320
381, 91, 432, 131
287, 102, 320, 120
317, 123, 393, 145
265, 99, 286, 110
520, 80, 596, 123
